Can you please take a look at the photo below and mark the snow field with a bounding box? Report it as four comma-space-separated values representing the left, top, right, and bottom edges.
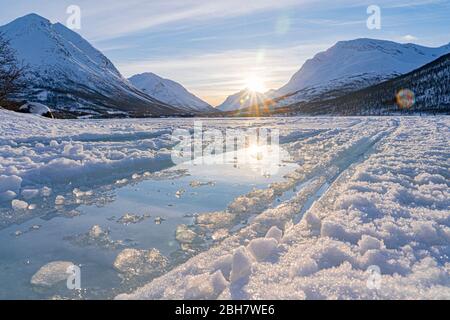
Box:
117, 117, 449, 300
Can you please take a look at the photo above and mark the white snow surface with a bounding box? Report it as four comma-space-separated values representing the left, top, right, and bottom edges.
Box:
1, 109, 449, 299
117, 116, 449, 300
129, 73, 214, 113
19, 102, 53, 117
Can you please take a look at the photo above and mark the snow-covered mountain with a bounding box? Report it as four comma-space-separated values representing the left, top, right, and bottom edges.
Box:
0, 14, 183, 117
292, 52, 450, 116
272, 38, 450, 105
129, 72, 214, 113
219, 38, 450, 112
217, 89, 267, 112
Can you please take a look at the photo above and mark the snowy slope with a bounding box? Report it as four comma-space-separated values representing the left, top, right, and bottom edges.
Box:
0, 14, 182, 117
273, 38, 450, 105
217, 89, 267, 112
129, 73, 214, 113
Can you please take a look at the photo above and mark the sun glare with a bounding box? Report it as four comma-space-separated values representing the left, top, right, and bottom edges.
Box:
245, 76, 266, 93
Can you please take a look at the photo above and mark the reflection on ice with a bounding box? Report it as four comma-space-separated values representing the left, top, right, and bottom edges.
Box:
0, 143, 297, 299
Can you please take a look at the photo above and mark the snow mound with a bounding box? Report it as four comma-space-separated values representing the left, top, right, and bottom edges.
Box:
19, 102, 53, 118
31, 261, 75, 287
265, 226, 283, 243
12, 199, 28, 211
184, 271, 229, 300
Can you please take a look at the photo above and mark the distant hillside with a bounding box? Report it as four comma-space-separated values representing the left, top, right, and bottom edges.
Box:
129, 72, 214, 113
292, 52, 450, 115
0, 14, 184, 118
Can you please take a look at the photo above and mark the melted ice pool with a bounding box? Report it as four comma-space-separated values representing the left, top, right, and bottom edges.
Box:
0, 146, 297, 299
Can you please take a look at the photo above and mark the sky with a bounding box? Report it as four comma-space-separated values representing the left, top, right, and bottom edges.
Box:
1, 0, 449, 106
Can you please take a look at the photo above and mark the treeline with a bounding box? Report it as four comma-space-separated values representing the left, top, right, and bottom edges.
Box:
0, 32, 26, 107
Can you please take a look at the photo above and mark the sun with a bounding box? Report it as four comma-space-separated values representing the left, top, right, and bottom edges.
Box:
245, 76, 266, 93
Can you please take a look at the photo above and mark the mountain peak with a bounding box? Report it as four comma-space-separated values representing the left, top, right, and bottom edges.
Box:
10, 13, 51, 26
216, 88, 266, 112
129, 72, 214, 113
136, 72, 160, 78
274, 38, 450, 98
332, 38, 401, 51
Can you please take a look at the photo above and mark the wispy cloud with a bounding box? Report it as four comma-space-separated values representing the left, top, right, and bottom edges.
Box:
78, 0, 309, 41
402, 34, 419, 42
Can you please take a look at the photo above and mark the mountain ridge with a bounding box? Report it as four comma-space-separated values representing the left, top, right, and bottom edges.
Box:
272, 38, 450, 108
0, 13, 184, 117
216, 88, 266, 112
129, 72, 214, 113
221, 52, 450, 116
294, 51, 450, 115
218, 38, 450, 112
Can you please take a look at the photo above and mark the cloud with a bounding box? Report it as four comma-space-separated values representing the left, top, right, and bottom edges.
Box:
76, 0, 309, 41
402, 34, 419, 42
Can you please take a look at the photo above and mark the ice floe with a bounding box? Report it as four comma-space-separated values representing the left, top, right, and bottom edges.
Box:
31, 261, 75, 287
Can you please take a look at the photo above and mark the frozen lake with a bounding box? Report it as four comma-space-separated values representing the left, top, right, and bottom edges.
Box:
0, 111, 448, 299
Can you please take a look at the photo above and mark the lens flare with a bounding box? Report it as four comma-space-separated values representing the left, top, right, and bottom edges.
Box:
245, 76, 266, 93
396, 89, 415, 109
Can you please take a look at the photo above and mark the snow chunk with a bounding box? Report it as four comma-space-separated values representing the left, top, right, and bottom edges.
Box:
55, 195, 65, 205
411, 221, 440, 245
12, 199, 29, 211
320, 220, 358, 243
0, 191, 17, 202
117, 213, 150, 225
22, 189, 40, 200
115, 178, 129, 185
246, 238, 278, 262
31, 261, 75, 287
0, 175, 22, 194
212, 228, 229, 241
196, 211, 235, 229
88, 225, 104, 239
41, 186, 52, 197
73, 188, 93, 198
230, 247, 253, 283
184, 270, 229, 300
175, 225, 197, 244
265, 226, 283, 243
114, 248, 168, 277
212, 254, 233, 280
